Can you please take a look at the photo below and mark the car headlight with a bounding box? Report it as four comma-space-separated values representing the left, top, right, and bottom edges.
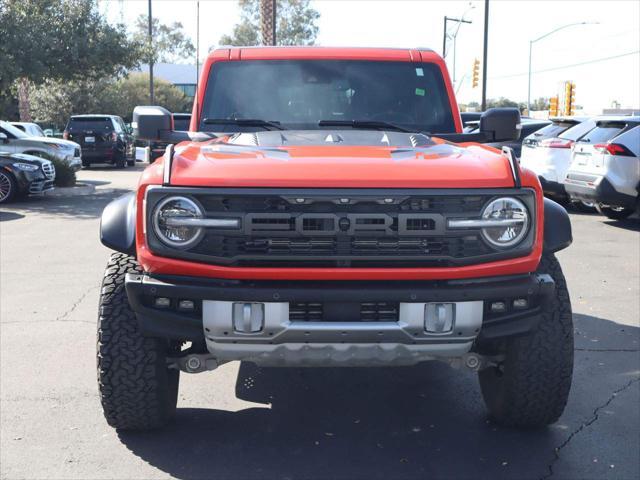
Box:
480, 197, 530, 248
152, 196, 205, 248
12, 162, 39, 172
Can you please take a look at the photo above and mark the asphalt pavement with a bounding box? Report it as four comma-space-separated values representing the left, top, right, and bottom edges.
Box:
1, 166, 638, 480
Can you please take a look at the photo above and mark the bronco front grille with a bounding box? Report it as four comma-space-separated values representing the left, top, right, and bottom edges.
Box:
146, 188, 536, 268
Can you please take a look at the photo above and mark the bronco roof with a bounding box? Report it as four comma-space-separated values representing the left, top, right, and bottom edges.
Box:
208, 46, 438, 62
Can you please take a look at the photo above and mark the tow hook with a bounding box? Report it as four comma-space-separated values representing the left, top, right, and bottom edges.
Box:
169, 354, 219, 373
449, 353, 498, 371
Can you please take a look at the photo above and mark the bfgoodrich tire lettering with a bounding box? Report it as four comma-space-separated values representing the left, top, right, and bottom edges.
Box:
478, 253, 573, 428
97, 253, 179, 430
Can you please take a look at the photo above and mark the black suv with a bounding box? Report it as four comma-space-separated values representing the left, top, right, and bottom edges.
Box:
63, 115, 134, 168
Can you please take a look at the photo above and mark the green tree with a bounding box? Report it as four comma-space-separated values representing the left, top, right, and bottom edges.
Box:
29, 74, 192, 127
0, 0, 141, 119
132, 16, 195, 65
218, 0, 319, 47
107, 74, 193, 121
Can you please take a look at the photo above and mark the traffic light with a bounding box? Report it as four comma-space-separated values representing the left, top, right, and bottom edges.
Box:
549, 96, 559, 117
471, 58, 480, 88
564, 81, 576, 116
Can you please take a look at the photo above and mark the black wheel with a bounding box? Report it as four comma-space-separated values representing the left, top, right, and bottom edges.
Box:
0, 170, 17, 204
478, 254, 573, 428
127, 159, 136, 167
82, 161, 91, 169
97, 253, 180, 430
571, 200, 596, 213
597, 204, 635, 220
114, 150, 127, 169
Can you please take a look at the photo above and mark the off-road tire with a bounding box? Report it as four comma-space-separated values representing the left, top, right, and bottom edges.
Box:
97, 253, 179, 430
114, 150, 127, 169
597, 204, 635, 220
479, 254, 573, 428
126, 159, 136, 167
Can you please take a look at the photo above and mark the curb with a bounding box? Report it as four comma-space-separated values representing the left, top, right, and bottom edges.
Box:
45, 183, 96, 197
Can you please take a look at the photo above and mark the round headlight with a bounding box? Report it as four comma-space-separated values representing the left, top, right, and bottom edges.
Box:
153, 196, 204, 248
481, 197, 529, 248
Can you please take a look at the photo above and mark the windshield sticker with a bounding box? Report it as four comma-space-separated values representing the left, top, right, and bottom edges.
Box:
415, 88, 426, 96
415, 68, 424, 77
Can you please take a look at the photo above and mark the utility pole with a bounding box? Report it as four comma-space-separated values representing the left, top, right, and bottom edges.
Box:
195, 1, 200, 122
260, 0, 277, 46
442, 15, 472, 82
481, 0, 489, 111
148, 0, 154, 104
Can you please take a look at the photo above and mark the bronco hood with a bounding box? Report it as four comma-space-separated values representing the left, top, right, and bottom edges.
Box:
168, 130, 516, 189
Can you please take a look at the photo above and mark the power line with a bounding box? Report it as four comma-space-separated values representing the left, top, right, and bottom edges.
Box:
491, 50, 640, 79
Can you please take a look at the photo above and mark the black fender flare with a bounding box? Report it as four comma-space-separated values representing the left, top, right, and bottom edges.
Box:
100, 191, 137, 255
543, 197, 572, 253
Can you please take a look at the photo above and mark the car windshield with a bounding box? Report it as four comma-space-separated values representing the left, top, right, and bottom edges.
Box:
66, 117, 113, 131
200, 60, 455, 133
0, 121, 29, 139
531, 121, 577, 139
559, 120, 596, 141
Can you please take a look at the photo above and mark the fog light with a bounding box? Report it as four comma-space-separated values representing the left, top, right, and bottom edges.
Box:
425, 303, 454, 333
178, 300, 195, 312
154, 297, 171, 308
490, 301, 506, 313
513, 298, 528, 310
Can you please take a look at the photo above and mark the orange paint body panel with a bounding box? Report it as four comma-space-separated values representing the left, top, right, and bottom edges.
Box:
139, 47, 543, 281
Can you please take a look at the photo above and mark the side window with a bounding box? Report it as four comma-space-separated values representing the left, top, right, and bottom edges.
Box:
112, 118, 123, 133
0, 126, 15, 139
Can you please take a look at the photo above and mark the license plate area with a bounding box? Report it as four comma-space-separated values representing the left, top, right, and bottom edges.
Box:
85, 136, 95, 143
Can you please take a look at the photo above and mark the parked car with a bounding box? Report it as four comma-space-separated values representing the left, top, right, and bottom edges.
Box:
63, 115, 134, 168
0, 152, 55, 203
97, 46, 574, 431
140, 113, 193, 162
0, 120, 82, 171
173, 113, 192, 131
520, 117, 595, 202
564, 116, 639, 219
464, 117, 551, 157
10, 122, 46, 137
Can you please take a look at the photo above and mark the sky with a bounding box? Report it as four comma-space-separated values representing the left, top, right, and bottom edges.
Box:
99, 0, 640, 114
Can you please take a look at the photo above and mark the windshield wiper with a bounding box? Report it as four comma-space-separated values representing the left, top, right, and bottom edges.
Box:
202, 118, 285, 130
318, 119, 416, 134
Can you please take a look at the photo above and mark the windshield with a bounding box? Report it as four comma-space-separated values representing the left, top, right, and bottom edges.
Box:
559, 120, 596, 141
0, 121, 29, 139
200, 60, 455, 133
66, 117, 113, 132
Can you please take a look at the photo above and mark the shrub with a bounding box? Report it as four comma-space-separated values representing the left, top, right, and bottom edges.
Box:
25, 152, 76, 187
49, 158, 76, 187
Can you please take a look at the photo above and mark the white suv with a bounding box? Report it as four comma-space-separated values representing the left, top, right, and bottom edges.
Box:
564, 116, 639, 219
520, 117, 594, 203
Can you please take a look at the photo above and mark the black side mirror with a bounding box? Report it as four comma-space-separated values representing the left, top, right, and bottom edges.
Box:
132, 106, 172, 141
480, 108, 521, 142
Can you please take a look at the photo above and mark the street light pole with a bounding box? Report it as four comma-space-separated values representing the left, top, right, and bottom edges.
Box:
481, 0, 489, 111
526, 21, 597, 112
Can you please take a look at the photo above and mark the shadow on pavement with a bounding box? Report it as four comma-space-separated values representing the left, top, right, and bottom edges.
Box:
603, 218, 640, 232
0, 210, 25, 222
2, 188, 130, 219
118, 314, 639, 480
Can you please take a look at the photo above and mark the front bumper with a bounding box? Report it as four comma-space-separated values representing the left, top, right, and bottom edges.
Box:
564, 173, 637, 209
125, 273, 554, 366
